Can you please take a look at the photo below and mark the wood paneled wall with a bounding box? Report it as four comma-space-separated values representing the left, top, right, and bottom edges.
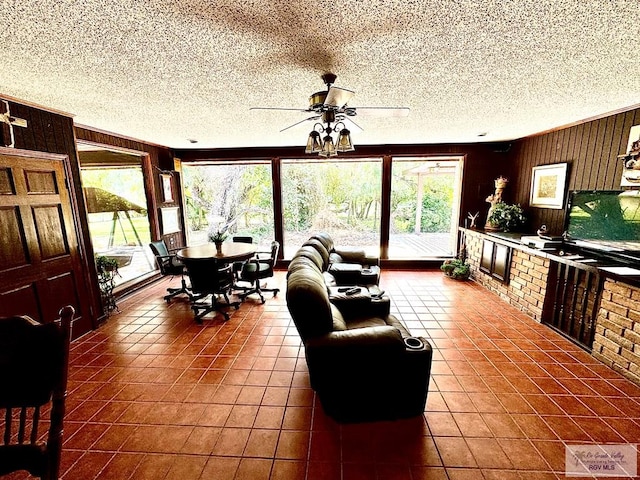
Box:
508, 108, 640, 235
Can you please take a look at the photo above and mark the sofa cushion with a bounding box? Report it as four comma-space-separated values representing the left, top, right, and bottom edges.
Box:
310, 232, 334, 252
286, 269, 333, 341
303, 238, 330, 270
294, 245, 325, 271
344, 316, 388, 330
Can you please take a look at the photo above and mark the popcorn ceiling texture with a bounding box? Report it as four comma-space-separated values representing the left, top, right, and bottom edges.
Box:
0, 0, 638, 149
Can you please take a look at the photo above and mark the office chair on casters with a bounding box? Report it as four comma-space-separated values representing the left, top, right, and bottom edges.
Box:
149, 240, 192, 302
182, 258, 240, 323
0, 305, 74, 480
231, 236, 253, 280
237, 240, 280, 304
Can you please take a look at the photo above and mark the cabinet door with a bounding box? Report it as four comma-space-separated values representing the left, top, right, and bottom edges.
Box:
492, 243, 512, 283
480, 240, 494, 274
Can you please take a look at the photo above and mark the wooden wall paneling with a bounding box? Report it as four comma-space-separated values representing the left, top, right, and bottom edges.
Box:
509, 107, 640, 234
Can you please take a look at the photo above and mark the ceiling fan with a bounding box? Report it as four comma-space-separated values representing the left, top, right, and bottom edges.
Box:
250, 73, 409, 156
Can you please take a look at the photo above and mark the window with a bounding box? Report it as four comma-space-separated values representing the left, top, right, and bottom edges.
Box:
281, 159, 381, 259
181, 162, 274, 250
389, 157, 463, 258
79, 145, 155, 288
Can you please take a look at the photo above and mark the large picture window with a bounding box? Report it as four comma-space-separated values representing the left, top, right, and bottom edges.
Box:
182, 162, 274, 250
281, 159, 382, 259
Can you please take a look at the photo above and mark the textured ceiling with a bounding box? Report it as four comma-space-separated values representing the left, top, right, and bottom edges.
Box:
1, 0, 639, 150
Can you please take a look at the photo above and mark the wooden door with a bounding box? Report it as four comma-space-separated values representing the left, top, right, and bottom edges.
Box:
0, 149, 93, 337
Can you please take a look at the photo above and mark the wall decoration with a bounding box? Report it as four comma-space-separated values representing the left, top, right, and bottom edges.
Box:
161, 173, 173, 202
160, 206, 181, 234
530, 163, 568, 209
620, 124, 640, 187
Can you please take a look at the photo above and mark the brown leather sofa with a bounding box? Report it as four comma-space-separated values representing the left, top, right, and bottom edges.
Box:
300, 232, 381, 287
286, 234, 433, 422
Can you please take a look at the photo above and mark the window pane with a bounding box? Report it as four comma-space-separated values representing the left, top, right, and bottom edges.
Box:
81, 166, 155, 287
281, 159, 381, 259
389, 158, 462, 258
182, 163, 274, 250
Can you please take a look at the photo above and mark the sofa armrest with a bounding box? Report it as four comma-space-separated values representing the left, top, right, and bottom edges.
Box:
306, 325, 404, 353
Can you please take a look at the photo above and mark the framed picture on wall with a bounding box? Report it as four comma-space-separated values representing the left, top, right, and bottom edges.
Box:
161, 173, 173, 203
530, 163, 568, 209
160, 207, 181, 234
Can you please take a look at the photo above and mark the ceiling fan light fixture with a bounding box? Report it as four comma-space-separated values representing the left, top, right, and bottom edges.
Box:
318, 134, 337, 157
305, 130, 323, 154
336, 128, 355, 152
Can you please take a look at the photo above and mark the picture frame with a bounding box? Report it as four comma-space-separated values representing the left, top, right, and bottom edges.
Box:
160, 206, 181, 234
530, 163, 568, 209
161, 173, 173, 203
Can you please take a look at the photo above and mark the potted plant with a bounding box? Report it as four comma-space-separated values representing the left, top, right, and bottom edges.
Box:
487, 202, 526, 232
440, 258, 471, 280
95, 256, 119, 314
208, 228, 229, 254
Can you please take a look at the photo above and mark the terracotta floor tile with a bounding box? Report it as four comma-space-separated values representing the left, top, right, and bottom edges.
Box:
481, 413, 526, 438
466, 437, 513, 469
180, 426, 222, 455
253, 405, 286, 429
452, 412, 493, 437
62, 452, 115, 480
92, 424, 137, 451
433, 437, 477, 468
234, 457, 273, 480
95, 452, 144, 480
270, 459, 306, 480
426, 411, 462, 436
275, 430, 310, 459
164, 455, 207, 480
200, 456, 240, 480
225, 404, 259, 427
243, 429, 280, 457
212, 427, 251, 456
541, 415, 591, 442
497, 438, 549, 470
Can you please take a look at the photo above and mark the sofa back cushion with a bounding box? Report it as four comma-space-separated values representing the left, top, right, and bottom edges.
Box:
310, 232, 334, 253
286, 268, 333, 341
292, 245, 325, 271
303, 238, 330, 270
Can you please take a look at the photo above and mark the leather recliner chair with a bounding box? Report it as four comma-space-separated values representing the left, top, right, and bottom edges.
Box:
286, 248, 432, 423
305, 232, 381, 287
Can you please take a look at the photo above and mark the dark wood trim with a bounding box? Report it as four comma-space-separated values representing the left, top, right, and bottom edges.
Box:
271, 157, 284, 259
380, 155, 392, 259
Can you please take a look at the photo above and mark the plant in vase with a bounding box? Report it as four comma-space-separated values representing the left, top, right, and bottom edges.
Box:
487, 202, 526, 232
208, 224, 230, 254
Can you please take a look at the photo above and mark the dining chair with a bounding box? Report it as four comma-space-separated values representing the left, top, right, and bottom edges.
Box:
149, 240, 192, 302
182, 258, 240, 322
237, 240, 280, 303
0, 305, 74, 480
231, 236, 254, 280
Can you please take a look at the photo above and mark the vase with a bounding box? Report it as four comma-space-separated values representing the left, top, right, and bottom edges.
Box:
215, 241, 223, 255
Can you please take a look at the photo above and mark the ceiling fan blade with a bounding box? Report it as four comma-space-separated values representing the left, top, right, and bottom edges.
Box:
324, 86, 355, 108
279, 115, 321, 132
250, 107, 310, 113
350, 107, 410, 118
342, 116, 363, 133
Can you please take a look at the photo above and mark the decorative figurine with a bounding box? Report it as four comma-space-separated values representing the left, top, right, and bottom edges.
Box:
485, 176, 508, 231
467, 212, 479, 229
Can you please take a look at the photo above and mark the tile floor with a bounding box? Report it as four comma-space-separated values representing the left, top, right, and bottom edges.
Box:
8, 270, 640, 479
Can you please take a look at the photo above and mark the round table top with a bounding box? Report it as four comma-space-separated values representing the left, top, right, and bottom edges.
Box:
177, 242, 257, 262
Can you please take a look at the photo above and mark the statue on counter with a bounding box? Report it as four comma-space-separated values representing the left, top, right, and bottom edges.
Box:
485, 176, 508, 231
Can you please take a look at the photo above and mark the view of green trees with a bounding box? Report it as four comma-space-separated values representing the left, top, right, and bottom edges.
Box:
182, 159, 457, 254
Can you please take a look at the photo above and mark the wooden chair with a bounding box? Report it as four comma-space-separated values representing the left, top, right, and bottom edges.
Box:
0, 306, 74, 480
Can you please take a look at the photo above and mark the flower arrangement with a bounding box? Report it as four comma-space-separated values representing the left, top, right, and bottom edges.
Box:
440, 259, 471, 280
208, 228, 229, 244
487, 202, 526, 232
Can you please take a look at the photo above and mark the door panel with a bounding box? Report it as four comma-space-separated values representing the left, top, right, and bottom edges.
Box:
0, 150, 92, 337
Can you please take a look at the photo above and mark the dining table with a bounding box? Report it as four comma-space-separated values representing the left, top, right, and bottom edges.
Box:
176, 241, 257, 264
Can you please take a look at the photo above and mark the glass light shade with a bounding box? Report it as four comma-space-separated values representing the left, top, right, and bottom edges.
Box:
319, 134, 337, 157
336, 128, 355, 152
305, 131, 322, 154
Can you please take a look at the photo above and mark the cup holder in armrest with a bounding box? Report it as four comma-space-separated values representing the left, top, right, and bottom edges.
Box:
404, 337, 424, 350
